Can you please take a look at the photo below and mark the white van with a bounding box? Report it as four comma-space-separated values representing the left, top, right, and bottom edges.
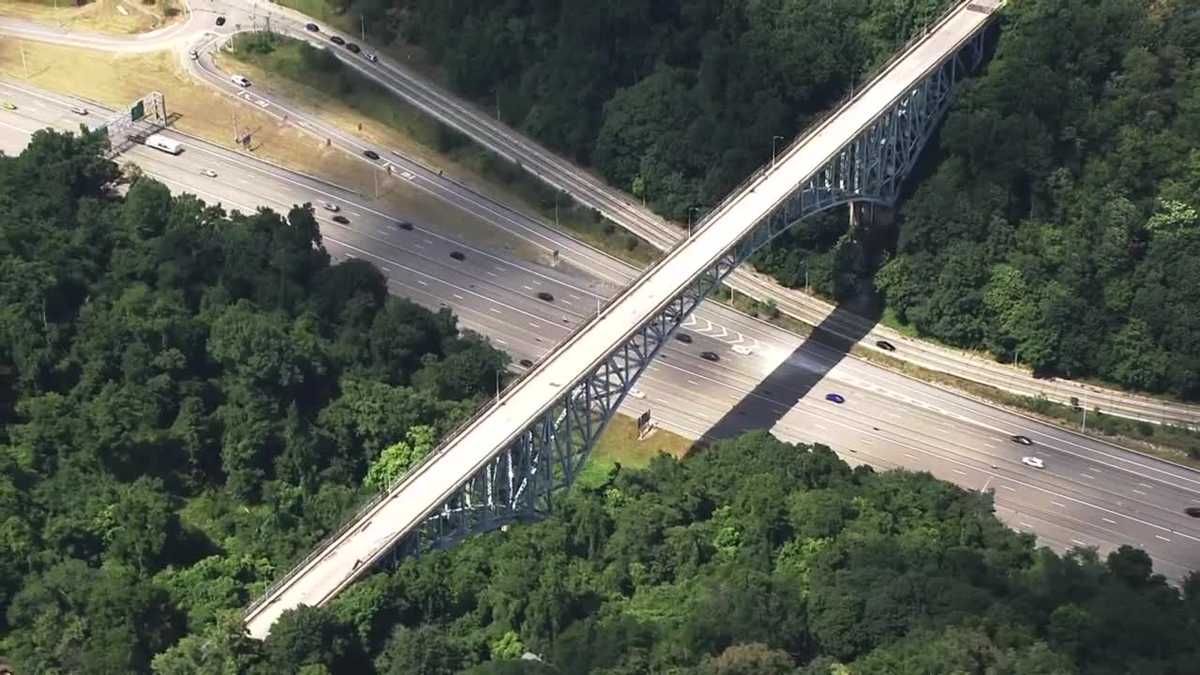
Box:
144, 134, 182, 155
230, 74, 251, 87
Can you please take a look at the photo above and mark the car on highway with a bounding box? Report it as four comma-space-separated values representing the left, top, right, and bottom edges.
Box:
230, 74, 251, 88
1, 101, 16, 111
1185, 507, 1200, 518
674, 332, 693, 344
331, 215, 349, 224
215, 16, 226, 26
536, 292, 554, 302
700, 351, 720, 362
629, 389, 646, 399
367, 53, 379, 63
876, 340, 896, 351
305, 22, 320, 32
70, 106, 88, 116
731, 344, 753, 356
1011, 435, 1034, 446
449, 251, 465, 261
1020, 456, 1045, 469
189, 49, 199, 60
330, 35, 345, 46
362, 149, 380, 160
346, 43, 361, 54
396, 220, 414, 231
825, 393, 845, 404
519, 359, 533, 368
200, 169, 218, 178
320, 201, 339, 212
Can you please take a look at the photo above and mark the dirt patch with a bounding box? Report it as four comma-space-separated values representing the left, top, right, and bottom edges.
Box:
0, 0, 184, 35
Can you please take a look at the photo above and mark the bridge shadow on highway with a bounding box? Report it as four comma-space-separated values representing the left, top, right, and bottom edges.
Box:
703, 300, 879, 442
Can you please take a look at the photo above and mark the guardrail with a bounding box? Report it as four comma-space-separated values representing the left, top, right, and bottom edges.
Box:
243, 0, 1002, 621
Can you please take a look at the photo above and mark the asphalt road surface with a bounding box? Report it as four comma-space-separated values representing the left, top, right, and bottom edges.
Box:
3, 79, 1198, 583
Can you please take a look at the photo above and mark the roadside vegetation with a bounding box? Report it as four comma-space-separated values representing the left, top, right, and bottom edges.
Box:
225, 32, 662, 266
0, 0, 183, 35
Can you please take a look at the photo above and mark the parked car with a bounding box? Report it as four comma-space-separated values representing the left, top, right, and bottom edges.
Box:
825, 393, 845, 404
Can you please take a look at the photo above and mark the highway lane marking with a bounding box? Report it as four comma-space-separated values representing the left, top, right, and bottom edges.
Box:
1019, 521, 1033, 529
1156, 535, 1172, 542
1071, 539, 1089, 547
1051, 501, 1066, 508
953, 469, 966, 476
528, 322, 540, 329
486, 271, 498, 277
523, 285, 533, 291
1138, 482, 1153, 489
904, 453, 917, 460
1087, 466, 1102, 472
416, 280, 428, 286
490, 308, 501, 314
452, 294, 464, 300
1000, 485, 1015, 491
424, 239, 433, 245
562, 300, 572, 306
1102, 517, 1116, 525
1080, 473, 1095, 480
1133, 489, 1147, 495
494, 339, 507, 346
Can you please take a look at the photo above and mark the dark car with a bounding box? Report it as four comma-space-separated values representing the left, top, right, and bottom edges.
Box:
396, 220, 414, 231
363, 149, 380, 160
305, 22, 319, 32
825, 393, 846, 404
330, 35, 345, 46
876, 340, 896, 352
331, 215, 349, 225
1186, 507, 1200, 518
346, 43, 361, 54
519, 359, 533, 368
215, 15, 226, 25
700, 351, 719, 362
536, 291, 554, 302
674, 332, 693, 344
1011, 435, 1033, 446
449, 251, 465, 261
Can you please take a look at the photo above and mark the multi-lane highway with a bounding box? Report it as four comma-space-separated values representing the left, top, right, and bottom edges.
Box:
3, 0, 1199, 428
3, 73, 1198, 590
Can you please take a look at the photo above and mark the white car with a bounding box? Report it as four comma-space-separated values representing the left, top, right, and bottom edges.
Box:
366, 53, 379, 63
629, 389, 646, 400
230, 74, 251, 87
201, 169, 218, 178
320, 201, 340, 212
1020, 456, 1045, 469
70, 105, 88, 116
731, 344, 753, 356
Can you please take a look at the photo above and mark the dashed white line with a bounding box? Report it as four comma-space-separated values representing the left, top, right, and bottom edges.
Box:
1000, 485, 1015, 492
1155, 534, 1172, 543
952, 469, 966, 476
1070, 539, 1089, 547
1080, 473, 1095, 480
1138, 482, 1153, 489
1051, 501, 1066, 508
1101, 517, 1116, 525
416, 280, 428, 286
528, 322, 540, 329
486, 271, 498, 278
1019, 521, 1033, 529
522, 285, 533, 291
1132, 489, 1147, 496
490, 308, 501, 314
452, 293, 464, 300
494, 339, 507, 346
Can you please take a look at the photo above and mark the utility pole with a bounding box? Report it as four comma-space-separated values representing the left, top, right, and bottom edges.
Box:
1081, 390, 1088, 433
361, 14, 366, 42
772, 135, 784, 168
233, 109, 241, 145
554, 192, 559, 228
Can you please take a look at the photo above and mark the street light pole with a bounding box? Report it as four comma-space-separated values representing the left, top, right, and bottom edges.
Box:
361, 14, 366, 42
772, 135, 784, 168
1082, 390, 1088, 433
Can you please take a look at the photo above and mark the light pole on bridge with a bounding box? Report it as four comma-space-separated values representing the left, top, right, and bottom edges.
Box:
772, 135, 784, 168
687, 205, 708, 238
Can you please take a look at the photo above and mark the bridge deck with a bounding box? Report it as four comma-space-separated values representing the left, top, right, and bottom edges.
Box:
244, 0, 1001, 639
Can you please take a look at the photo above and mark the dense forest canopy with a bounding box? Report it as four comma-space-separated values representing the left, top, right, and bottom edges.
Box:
165, 432, 1200, 673
364, 0, 1200, 397
0, 129, 507, 671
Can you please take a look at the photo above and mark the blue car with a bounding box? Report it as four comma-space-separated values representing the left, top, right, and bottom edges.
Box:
825, 393, 845, 404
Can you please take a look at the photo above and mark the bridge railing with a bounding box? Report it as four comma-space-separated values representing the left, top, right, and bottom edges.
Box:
691, 0, 992, 238
244, 0, 999, 622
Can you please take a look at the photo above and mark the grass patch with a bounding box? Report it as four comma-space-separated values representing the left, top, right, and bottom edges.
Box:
224, 32, 663, 267
0, 0, 183, 34
577, 414, 700, 488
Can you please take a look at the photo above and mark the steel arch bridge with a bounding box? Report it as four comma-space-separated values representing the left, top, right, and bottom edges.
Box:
244, 0, 1002, 639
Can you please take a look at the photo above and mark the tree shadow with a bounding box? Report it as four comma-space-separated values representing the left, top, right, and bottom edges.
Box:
703, 300, 879, 441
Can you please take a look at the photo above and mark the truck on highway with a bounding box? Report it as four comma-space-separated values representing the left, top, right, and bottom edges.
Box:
143, 134, 182, 155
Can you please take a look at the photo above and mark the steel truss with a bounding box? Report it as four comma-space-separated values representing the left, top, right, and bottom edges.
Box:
386, 30, 989, 565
